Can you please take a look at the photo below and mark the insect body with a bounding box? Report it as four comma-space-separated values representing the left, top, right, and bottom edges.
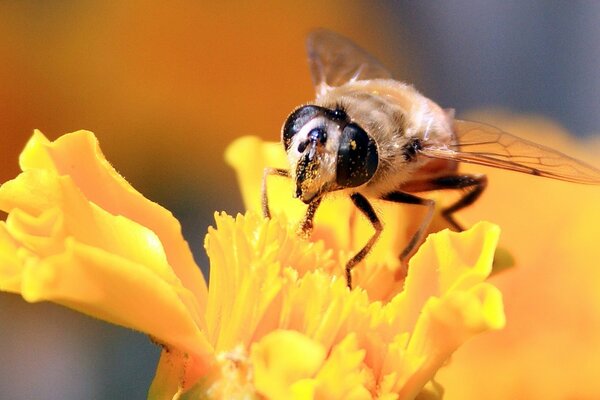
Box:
262, 29, 600, 288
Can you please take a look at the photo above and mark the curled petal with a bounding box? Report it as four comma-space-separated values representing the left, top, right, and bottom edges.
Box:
0, 130, 210, 355
389, 221, 502, 333
15, 130, 208, 310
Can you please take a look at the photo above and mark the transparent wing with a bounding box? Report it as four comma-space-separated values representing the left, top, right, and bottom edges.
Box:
306, 29, 392, 97
419, 119, 600, 184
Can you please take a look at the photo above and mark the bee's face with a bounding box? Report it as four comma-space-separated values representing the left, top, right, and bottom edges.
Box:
282, 105, 379, 203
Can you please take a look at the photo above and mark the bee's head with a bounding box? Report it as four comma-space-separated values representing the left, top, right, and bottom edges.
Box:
282, 105, 379, 204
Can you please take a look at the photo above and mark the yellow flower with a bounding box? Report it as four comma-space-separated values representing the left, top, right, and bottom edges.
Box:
1, 130, 505, 399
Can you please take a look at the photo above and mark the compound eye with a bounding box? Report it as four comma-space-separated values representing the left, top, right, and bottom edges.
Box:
336, 123, 378, 188
282, 105, 322, 151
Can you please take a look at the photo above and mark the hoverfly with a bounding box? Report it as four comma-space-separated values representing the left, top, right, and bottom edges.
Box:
262, 29, 600, 288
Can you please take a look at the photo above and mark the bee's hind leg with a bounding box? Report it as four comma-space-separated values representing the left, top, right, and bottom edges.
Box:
377, 175, 487, 279
380, 191, 436, 278
428, 174, 488, 231
399, 173, 487, 231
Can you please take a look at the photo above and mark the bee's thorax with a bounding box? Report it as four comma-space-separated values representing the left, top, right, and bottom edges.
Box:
315, 79, 455, 196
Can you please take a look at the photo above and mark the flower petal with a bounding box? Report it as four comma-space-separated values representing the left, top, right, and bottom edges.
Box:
379, 222, 505, 398
204, 212, 335, 351
0, 130, 210, 355
312, 333, 371, 400
390, 221, 502, 333
251, 329, 326, 399
21, 237, 211, 356
149, 348, 214, 400
203, 211, 504, 399
16, 130, 208, 311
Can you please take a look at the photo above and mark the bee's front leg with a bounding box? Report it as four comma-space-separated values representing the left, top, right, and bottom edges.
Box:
261, 167, 289, 219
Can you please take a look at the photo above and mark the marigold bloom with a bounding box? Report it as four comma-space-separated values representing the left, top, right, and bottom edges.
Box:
1, 130, 505, 399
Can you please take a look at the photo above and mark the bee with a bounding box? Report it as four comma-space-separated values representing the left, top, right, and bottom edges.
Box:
262, 29, 600, 288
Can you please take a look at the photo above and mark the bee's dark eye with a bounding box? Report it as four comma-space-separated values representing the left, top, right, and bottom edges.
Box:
282, 105, 322, 151
336, 124, 378, 188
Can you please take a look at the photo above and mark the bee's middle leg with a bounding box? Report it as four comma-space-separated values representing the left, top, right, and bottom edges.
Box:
346, 193, 383, 289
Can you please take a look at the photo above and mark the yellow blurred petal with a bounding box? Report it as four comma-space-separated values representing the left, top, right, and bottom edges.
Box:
20, 238, 212, 357
0, 130, 213, 356
252, 329, 326, 399
0, 169, 63, 217
2, 171, 184, 284
414, 380, 444, 400
19, 130, 54, 171
14, 129, 208, 313
225, 136, 289, 216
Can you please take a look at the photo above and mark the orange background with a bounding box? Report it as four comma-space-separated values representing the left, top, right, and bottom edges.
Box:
1, 2, 599, 399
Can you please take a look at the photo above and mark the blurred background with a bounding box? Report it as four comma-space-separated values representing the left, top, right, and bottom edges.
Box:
1, 1, 599, 399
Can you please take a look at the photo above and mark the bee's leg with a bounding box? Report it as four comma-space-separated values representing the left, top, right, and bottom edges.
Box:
346, 193, 383, 289
381, 191, 435, 267
424, 174, 488, 231
297, 196, 322, 239
261, 167, 289, 218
